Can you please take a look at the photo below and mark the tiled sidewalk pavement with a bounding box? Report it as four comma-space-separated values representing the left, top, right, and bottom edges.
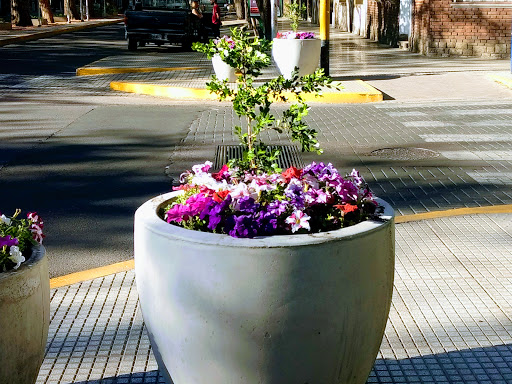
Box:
37, 213, 512, 384
165, 101, 512, 216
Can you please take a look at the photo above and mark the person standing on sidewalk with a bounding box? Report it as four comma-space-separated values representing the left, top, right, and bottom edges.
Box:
210, 0, 221, 38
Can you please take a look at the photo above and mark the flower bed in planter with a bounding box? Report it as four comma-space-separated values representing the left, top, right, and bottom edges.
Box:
134, 191, 394, 384
0, 245, 49, 384
0, 210, 48, 384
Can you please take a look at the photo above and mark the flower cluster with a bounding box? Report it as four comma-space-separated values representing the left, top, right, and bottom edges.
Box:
163, 161, 379, 238
193, 28, 272, 78
191, 35, 236, 59
0, 210, 44, 271
276, 31, 315, 40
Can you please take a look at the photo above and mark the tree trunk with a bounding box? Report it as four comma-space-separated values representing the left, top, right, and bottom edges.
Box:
345, 0, 353, 32
234, 0, 245, 20
255, 0, 271, 39
11, 0, 32, 26
39, 0, 54, 23
64, 0, 80, 20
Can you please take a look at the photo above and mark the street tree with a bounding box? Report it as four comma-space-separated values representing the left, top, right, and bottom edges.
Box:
39, 0, 54, 23
255, 0, 271, 39
11, 0, 31, 26
234, 0, 246, 19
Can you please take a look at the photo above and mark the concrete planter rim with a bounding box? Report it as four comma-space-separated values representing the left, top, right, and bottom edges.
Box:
0, 245, 45, 282
135, 191, 394, 248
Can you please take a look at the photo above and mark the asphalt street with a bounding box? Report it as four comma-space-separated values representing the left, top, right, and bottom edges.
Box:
1, 23, 512, 278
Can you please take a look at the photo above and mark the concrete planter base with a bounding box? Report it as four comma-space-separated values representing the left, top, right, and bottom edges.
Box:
0, 245, 50, 384
135, 192, 395, 384
212, 54, 237, 82
272, 38, 321, 79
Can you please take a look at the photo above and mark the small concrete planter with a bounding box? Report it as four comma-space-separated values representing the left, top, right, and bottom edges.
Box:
272, 38, 321, 79
211, 54, 237, 82
0, 245, 50, 384
135, 191, 395, 384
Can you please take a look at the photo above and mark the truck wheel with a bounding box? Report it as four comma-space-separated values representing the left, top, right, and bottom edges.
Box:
128, 38, 138, 51
182, 39, 192, 51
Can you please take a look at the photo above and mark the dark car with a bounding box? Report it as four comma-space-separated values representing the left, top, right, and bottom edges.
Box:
124, 0, 214, 50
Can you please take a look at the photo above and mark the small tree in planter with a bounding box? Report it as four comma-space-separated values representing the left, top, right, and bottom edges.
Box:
272, 0, 321, 79
193, 26, 330, 173
285, 0, 307, 33
0, 210, 49, 384
135, 26, 395, 384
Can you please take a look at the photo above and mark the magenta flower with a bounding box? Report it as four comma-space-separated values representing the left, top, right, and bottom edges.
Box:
164, 161, 378, 237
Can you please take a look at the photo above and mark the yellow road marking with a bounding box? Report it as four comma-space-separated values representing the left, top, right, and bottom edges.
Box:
50, 260, 134, 289
395, 204, 512, 223
49, 205, 512, 288
76, 66, 201, 76
488, 74, 512, 90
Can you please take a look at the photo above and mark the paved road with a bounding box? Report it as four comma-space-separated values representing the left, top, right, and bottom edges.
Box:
0, 24, 210, 277
1, 24, 512, 278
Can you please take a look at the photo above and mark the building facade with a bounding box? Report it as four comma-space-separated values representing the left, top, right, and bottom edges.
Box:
333, 0, 511, 58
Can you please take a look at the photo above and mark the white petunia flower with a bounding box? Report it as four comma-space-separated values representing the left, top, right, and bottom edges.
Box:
285, 210, 311, 233
8, 246, 25, 270
0, 214, 11, 225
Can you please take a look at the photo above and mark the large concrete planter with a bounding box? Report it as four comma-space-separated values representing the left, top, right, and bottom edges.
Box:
134, 191, 395, 384
211, 54, 237, 82
0, 245, 50, 384
272, 38, 321, 79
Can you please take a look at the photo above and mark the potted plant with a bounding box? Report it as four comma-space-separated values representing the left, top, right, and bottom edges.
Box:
272, 0, 321, 79
135, 26, 394, 384
0, 210, 48, 384
192, 33, 269, 83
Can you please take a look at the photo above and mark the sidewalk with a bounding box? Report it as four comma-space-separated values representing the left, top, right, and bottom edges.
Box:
39, 210, 512, 384
71, 19, 512, 103
0, 18, 122, 47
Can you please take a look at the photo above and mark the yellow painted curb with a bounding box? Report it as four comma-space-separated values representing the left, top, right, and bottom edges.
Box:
110, 81, 219, 99
395, 204, 512, 223
49, 204, 512, 288
77, 66, 201, 76
110, 80, 383, 103
50, 260, 134, 289
488, 74, 512, 90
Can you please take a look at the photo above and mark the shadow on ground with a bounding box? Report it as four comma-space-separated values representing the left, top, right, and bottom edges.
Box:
71, 344, 512, 383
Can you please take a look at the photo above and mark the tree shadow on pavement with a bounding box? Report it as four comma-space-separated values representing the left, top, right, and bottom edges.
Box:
70, 344, 512, 383
0, 104, 205, 277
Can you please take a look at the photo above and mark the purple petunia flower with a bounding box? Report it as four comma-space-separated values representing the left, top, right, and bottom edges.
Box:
0, 235, 19, 248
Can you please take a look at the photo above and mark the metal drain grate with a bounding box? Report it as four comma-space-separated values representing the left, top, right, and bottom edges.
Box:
214, 145, 305, 170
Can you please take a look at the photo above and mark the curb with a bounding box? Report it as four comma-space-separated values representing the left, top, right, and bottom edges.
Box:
49, 204, 512, 288
76, 66, 202, 76
0, 19, 122, 47
110, 80, 383, 103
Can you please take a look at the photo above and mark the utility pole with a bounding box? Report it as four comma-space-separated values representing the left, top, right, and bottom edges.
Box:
320, 0, 330, 75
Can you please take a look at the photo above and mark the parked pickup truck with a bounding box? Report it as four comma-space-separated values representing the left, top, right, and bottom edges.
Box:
124, 0, 214, 51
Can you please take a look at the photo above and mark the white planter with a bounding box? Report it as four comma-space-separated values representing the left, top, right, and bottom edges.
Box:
135, 191, 395, 384
272, 38, 321, 79
211, 54, 237, 82
0, 245, 50, 384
